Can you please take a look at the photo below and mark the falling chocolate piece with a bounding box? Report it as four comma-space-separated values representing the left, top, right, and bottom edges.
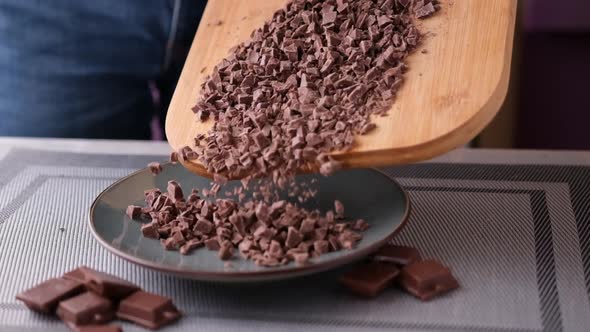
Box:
399, 259, 459, 301
339, 262, 400, 298
169, 151, 179, 164
147, 162, 162, 175
167, 181, 184, 202
57, 292, 114, 327
16, 278, 84, 314
334, 200, 344, 219
117, 291, 182, 329
414, 1, 437, 19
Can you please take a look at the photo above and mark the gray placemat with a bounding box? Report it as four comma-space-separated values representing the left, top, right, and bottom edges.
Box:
0, 148, 589, 332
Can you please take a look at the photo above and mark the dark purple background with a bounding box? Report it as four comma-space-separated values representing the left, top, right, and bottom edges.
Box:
516, 0, 590, 149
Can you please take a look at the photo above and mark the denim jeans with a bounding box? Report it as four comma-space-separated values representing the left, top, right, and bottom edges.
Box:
0, 0, 206, 139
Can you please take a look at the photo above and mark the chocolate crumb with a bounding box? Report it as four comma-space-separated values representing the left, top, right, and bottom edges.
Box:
126, 205, 142, 219
147, 162, 162, 175
170, 151, 179, 164
414, 2, 437, 19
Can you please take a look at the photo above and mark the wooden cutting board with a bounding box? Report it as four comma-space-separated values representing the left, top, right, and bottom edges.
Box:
166, 0, 517, 177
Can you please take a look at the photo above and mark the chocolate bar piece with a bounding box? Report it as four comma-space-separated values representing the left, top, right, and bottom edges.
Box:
399, 259, 459, 301
117, 291, 182, 329
339, 262, 400, 298
16, 278, 84, 314
63, 267, 88, 284
373, 245, 421, 266
81, 267, 140, 300
74, 325, 122, 332
57, 292, 114, 326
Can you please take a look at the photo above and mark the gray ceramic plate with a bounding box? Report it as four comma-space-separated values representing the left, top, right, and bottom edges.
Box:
89, 163, 410, 282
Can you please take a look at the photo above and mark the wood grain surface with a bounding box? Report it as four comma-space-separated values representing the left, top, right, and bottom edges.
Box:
166, 0, 517, 177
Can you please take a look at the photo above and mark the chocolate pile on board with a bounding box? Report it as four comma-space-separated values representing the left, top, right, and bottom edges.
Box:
128, 180, 369, 267
340, 244, 459, 300
186, 0, 439, 181
16, 266, 182, 331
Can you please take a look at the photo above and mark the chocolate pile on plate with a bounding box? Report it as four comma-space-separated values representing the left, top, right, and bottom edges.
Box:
16, 266, 182, 331
340, 244, 459, 300
183, 0, 439, 182
128, 180, 369, 267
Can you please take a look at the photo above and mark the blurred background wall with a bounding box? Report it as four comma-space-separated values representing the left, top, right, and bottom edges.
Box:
477, 0, 590, 150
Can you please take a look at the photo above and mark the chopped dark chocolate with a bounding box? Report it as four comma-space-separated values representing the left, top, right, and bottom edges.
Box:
205, 237, 221, 251
141, 222, 160, 239
167, 181, 184, 202
319, 160, 343, 176
180, 239, 204, 255
147, 162, 162, 175
293, 252, 310, 265
414, 1, 437, 19
352, 218, 370, 231
187, 0, 436, 183
127, 0, 445, 265
218, 240, 234, 260
56, 292, 114, 326
399, 259, 459, 301
16, 278, 84, 314
170, 151, 179, 164
117, 291, 182, 329
339, 262, 400, 298
334, 200, 344, 219
313, 240, 329, 254
126, 205, 142, 219
133, 180, 367, 267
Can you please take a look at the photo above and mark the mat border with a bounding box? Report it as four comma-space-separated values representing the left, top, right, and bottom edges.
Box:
1, 149, 587, 331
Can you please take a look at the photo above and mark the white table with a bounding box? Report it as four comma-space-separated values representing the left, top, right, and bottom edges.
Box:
1, 137, 589, 332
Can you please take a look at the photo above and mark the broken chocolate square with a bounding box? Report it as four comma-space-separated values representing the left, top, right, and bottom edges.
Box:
16, 278, 84, 314
57, 292, 114, 326
399, 259, 459, 301
117, 291, 182, 329
339, 262, 400, 298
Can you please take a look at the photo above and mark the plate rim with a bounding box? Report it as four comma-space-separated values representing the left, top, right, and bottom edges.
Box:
88, 165, 411, 280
